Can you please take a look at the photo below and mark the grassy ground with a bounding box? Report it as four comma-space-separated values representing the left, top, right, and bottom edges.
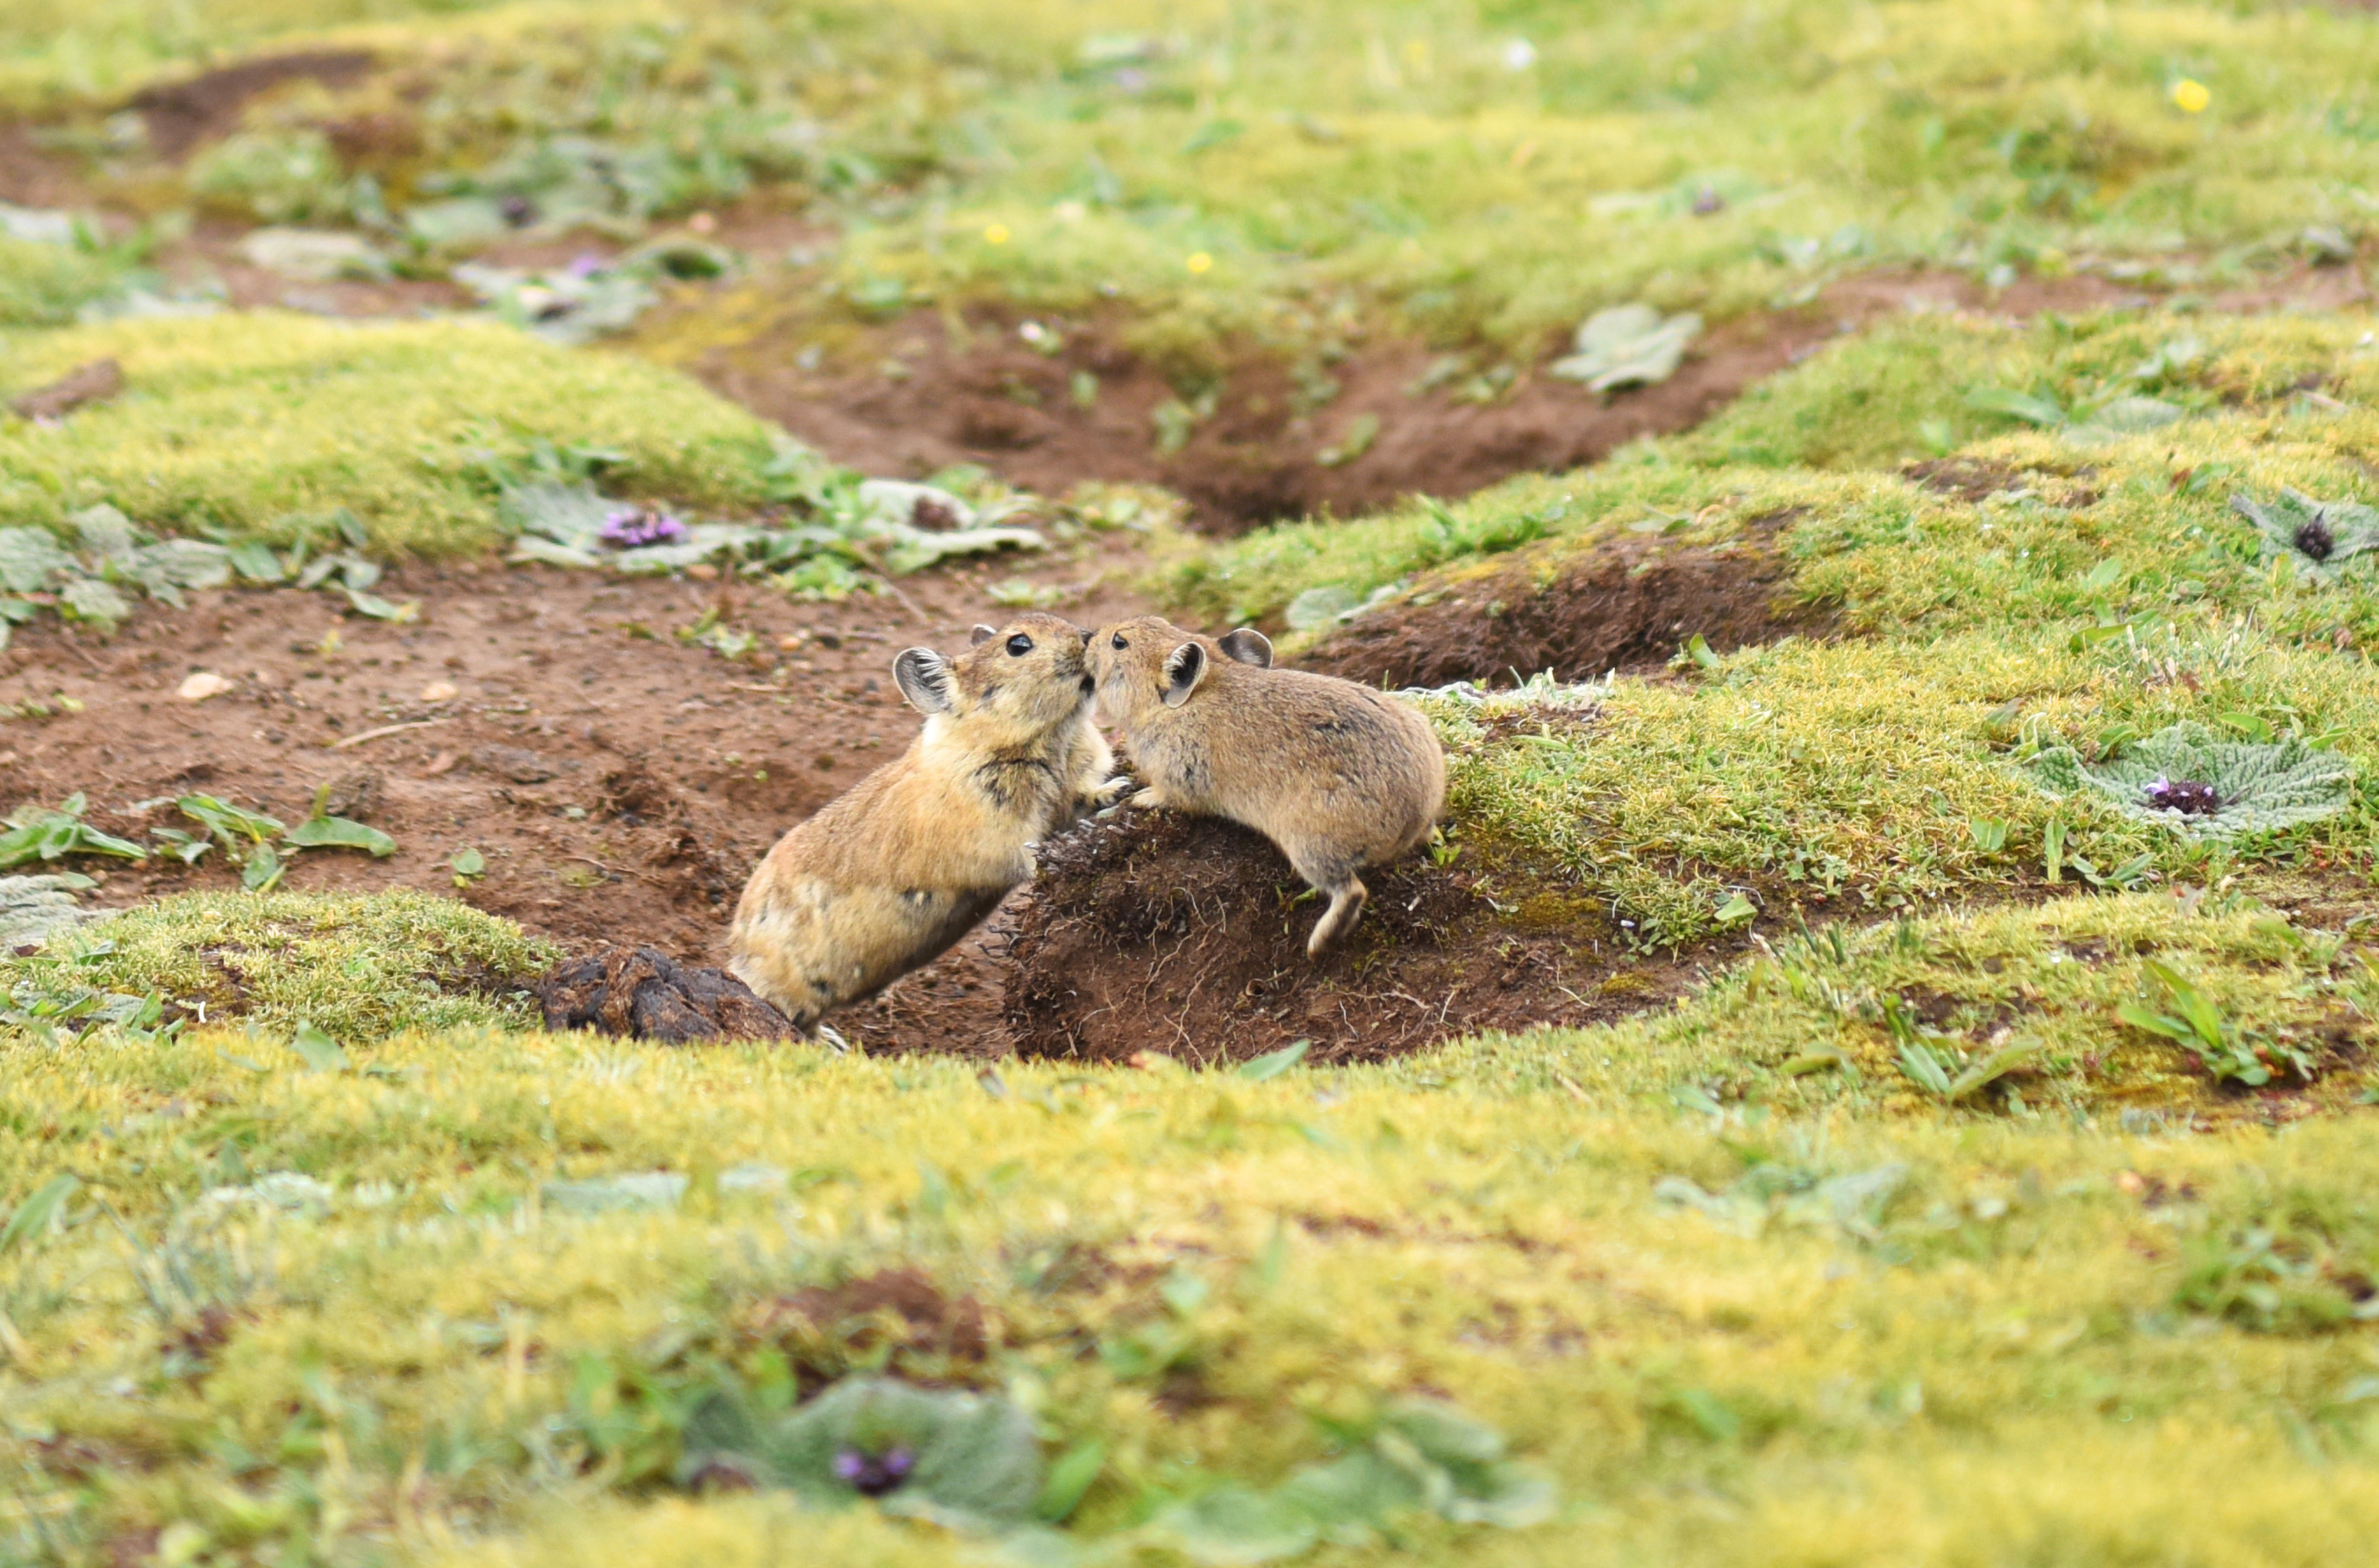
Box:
4, 3, 2379, 1565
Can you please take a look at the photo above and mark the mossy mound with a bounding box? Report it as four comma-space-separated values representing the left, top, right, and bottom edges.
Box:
0, 314, 786, 554
9, 888, 559, 1042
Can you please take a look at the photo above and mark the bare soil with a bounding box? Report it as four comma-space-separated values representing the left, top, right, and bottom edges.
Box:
1299, 512, 1825, 688
0, 539, 1150, 1052
126, 50, 379, 160
667, 263, 2373, 534
1000, 808, 1704, 1066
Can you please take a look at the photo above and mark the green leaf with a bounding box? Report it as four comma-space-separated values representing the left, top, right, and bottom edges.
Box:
285, 815, 396, 858
1239, 1039, 1311, 1080
1714, 891, 1757, 923
1945, 1041, 2040, 1101
287, 1021, 348, 1073
1896, 1041, 1954, 1097
2116, 1001, 2193, 1044
227, 541, 286, 583
1684, 632, 1721, 671
342, 588, 418, 623
241, 842, 285, 891
1, 1173, 80, 1252
179, 794, 284, 847
1965, 385, 2066, 427
1032, 1438, 1106, 1523
1152, 1485, 1318, 1565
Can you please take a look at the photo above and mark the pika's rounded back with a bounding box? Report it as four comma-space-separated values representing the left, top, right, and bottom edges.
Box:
1089, 614, 1445, 955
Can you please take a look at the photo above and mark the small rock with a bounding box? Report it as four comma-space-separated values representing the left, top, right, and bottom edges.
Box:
318, 768, 382, 820
237, 228, 389, 282
420, 680, 459, 702
471, 745, 556, 783
177, 671, 233, 702
0, 874, 103, 951
11, 359, 124, 422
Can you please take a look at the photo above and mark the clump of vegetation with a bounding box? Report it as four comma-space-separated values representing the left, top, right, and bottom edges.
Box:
1456, 891, 2372, 1119
0, 314, 786, 555
5, 888, 557, 1041
2028, 723, 2355, 840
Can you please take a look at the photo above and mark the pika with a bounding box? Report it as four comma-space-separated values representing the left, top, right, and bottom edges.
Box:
730, 613, 1123, 1031
1089, 615, 1446, 957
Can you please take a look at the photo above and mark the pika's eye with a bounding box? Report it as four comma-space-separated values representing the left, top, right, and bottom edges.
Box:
1111, 634, 1128, 651
1005, 633, 1033, 656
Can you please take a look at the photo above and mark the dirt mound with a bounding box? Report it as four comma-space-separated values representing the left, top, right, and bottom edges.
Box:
1300, 522, 1825, 689
538, 944, 793, 1043
1000, 809, 1662, 1065
129, 49, 376, 160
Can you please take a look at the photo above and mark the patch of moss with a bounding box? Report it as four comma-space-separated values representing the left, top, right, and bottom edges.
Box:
0, 313, 786, 553
1461, 892, 2375, 1121
0, 236, 128, 328
18, 887, 558, 1041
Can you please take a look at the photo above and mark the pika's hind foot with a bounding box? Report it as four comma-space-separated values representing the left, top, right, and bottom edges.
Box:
1088, 774, 1135, 813
1306, 879, 1369, 958
1127, 788, 1162, 810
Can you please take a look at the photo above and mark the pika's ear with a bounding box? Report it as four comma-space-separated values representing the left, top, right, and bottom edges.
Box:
1161, 641, 1208, 708
1217, 627, 1273, 668
969, 624, 998, 646
893, 648, 955, 714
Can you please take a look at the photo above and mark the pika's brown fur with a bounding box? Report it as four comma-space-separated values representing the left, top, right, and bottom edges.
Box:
1089, 615, 1446, 957
730, 613, 1123, 1030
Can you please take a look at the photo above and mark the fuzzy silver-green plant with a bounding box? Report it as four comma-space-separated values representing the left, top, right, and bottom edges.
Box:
676, 1378, 1043, 1532
2026, 722, 2354, 838
2231, 489, 2379, 580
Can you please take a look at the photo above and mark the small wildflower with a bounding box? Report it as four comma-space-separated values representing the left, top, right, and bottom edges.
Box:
1185, 252, 1214, 275
1502, 39, 1537, 71
600, 507, 688, 549
983, 223, 1011, 246
831, 1445, 915, 1497
2143, 777, 2221, 816
2170, 78, 2210, 115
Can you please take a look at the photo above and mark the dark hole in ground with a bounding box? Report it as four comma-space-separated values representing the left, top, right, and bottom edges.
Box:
1298, 518, 1828, 689
999, 808, 1690, 1066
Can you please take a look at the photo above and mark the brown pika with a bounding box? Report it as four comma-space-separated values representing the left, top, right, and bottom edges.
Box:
1089, 614, 1447, 957
730, 613, 1125, 1031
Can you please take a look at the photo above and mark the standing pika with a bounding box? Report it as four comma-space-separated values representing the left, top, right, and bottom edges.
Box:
730, 613, 1124, 1031
1089, 615, 1447, 957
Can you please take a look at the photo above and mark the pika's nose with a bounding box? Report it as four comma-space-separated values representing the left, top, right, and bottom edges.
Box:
1079, 628, 1093, 646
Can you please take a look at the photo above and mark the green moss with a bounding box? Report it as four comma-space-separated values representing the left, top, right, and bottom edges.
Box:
1461, 892, 2373, 1121
0, 235, 126, 327
20, 887, 558, 1040
0, 313, 785, 553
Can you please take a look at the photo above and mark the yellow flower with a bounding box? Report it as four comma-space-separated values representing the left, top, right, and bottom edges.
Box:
2171, 78, 2210, 115
983, 223, 1011, 245
1185, 252, 1214, 274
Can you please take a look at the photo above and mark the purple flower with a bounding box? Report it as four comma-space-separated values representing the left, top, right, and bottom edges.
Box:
2143, 776, 2221, 816
601, 507, 688, 548
831, 1444, 915, 1496
568, 253, 608, 279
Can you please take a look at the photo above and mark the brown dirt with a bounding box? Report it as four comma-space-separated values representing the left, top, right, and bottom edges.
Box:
998, 808, 1698, 1066
537, 944, 793, 1043
661, 262, 2372, 535
0, 538, 1150, 1018
9, 358, 121, 421
1299, 514, 1825, 689
126, 50, 378, 160
684, 303, 1849, 534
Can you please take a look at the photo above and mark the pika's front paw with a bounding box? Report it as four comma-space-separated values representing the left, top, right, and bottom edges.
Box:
1020, 841, 1042, 879
1087, 774, 1135, 812
1128, 788, 1161, 810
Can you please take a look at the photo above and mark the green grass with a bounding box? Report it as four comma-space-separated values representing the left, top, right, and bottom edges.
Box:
0, 237, 132, 329
6, 4, 2379, 1564
7, 888, 557, 1041
5, 1018, 2379, 1564
0, 313, 785, 553
10, 1, 2379, 360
